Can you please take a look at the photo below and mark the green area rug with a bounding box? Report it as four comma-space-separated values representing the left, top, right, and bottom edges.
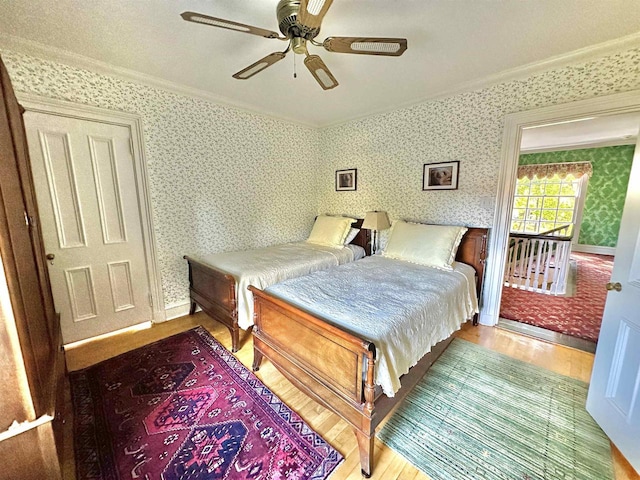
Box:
378, 339, 613, 480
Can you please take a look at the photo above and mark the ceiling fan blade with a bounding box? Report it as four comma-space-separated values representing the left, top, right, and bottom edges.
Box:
304, 54, 338, 90
181, 11, 282, 39
232, 52, 287, 80
298, 0, 334, 30
323, 37, 408, 56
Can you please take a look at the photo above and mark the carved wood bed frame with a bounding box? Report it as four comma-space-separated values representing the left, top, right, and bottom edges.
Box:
249, 227, 488, 477
183, 219, 371, 352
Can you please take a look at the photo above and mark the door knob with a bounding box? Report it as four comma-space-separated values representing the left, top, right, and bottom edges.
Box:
46, 253, 55, 265
606, 282, 622, 292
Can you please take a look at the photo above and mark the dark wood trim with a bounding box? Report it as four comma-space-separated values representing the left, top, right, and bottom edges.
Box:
0, 54, 64, 478
350, 218, 371, 256
455, 227, 488, 325
183, 255, 239, 350
509, 231, 572, 242
1, 55, 60, 417
455, 227, 488, 298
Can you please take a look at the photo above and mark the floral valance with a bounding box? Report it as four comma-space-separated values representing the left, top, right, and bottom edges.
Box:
517, 161, 593, 181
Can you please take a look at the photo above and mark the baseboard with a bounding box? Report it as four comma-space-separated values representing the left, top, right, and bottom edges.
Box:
572, 244, 616, 256
498, 318, 596, 353
478, 307, 497, 326
164, 301, 200, 321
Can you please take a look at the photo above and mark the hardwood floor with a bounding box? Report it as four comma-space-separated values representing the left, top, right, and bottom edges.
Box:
62, 314, 639, 480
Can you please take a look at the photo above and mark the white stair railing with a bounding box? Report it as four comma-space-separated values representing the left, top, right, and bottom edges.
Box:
504, 226, 573, 295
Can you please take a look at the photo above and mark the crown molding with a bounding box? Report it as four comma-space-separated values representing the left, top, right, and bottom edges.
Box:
520, 137, 636, 154
322, 31, 640, 129
0, 32, 317, 129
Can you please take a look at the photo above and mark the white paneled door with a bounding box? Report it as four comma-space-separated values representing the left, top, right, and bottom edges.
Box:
24, 112, 152, 344
586, 140, 640, 473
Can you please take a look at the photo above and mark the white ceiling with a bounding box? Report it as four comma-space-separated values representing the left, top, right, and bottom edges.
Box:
521, 113, 640, 151
1, 0, 640, 126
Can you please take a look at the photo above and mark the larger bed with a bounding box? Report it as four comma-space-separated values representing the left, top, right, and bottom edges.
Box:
184, 216, 370, 352
249, 225, 488, 477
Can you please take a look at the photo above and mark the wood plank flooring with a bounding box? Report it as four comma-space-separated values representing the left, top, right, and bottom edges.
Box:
62, 314, 639, 480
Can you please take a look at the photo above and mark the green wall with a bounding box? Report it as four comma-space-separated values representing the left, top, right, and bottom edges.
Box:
519, 145, 634, 247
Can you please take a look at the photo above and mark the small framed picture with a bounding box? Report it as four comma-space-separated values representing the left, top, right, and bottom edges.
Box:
423, 161, 459, 190
336, 168, 357, 191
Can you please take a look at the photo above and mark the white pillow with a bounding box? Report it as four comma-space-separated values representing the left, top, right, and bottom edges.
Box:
307, 215, 356, 247
344, 228, 360, 245
382, 221, 468, 270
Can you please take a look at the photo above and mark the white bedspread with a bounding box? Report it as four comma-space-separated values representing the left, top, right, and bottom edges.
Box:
265, 256, 478, 397
196, 242, 364, 329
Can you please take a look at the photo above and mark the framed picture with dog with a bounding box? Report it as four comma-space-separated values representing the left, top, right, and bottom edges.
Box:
423, 161, 459, 190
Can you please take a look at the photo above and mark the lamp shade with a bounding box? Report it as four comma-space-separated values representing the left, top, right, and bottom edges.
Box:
362, 211, 390, 231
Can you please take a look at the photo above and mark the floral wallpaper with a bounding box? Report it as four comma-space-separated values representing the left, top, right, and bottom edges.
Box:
317, 48, 640, 233
519, 145, 635, 247
1, 50, 321, 309
2, 44, 640, 315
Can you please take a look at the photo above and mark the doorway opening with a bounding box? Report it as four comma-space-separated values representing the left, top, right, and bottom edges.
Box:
497, 114, 638, 351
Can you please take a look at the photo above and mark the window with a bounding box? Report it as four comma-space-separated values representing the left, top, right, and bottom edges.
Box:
511, 173, 587, 235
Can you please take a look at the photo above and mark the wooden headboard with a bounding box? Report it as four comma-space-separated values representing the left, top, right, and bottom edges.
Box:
350, 218, 372, 256
313, 216, 371, 256
456, 227, 489, 298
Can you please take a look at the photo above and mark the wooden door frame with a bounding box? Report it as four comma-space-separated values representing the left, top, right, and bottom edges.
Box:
18, 92, 166, 330
481, 89, 640, 326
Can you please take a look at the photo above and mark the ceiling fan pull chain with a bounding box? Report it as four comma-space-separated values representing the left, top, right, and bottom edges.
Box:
293, 53, 297, 78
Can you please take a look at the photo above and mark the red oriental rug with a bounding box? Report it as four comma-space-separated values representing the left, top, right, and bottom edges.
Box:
500, 252, 613, 343
70, 327, 343, 480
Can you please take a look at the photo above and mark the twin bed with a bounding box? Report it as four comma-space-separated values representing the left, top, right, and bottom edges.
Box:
184, 217, 370, 352
185, 217, 488, 477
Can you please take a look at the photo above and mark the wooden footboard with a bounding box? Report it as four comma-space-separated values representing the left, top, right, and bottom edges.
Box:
250, 286, 454, 477
183, 218, 372, 351
250, 286, 377, 475
183, 256, 241, 352
249, 227, 488, 476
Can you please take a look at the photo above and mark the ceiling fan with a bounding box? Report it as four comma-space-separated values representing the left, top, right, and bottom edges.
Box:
181, 0, 408, 90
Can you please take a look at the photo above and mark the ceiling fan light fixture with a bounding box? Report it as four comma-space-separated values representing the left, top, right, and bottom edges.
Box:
350, 42, 401, 53
291, 37, 308, 54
